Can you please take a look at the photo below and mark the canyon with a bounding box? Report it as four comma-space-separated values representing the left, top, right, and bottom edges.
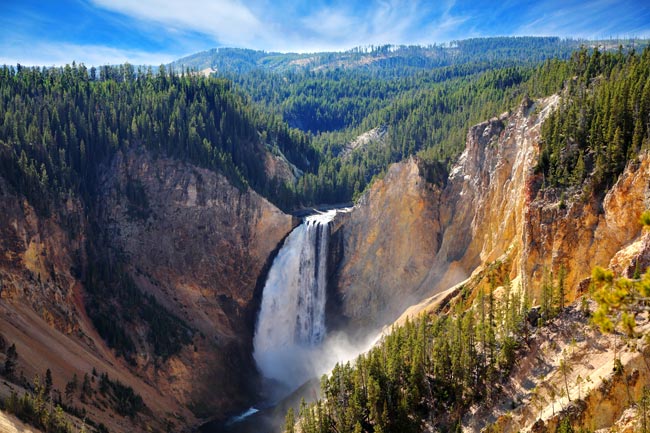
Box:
1, 91, 649, 433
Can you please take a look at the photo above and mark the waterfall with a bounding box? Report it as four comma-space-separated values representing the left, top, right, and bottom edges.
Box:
253, 209, 339, 391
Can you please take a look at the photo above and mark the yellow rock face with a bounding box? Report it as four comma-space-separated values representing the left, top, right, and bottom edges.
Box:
523, 153, 650, 302
336, 94, 650, 333
334, 157, 444, 331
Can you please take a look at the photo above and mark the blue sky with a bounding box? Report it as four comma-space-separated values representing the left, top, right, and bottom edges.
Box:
1, 0, 649, 66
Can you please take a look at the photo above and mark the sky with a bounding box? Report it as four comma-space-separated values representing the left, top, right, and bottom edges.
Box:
1, 0, 649, 66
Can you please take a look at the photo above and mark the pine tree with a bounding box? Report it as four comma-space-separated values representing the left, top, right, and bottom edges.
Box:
81, 373, 92, 400
65, 373, 77, 402
591, 266, 650, 335
556, 266, 567, 311
44, 368, 53, 399
640, 386, 650, 433
557, 417, 574, 433
4, 343, 18, 377
284, 407, 296, 433
540, 268, 555, 321
572, 152, 586, 185
559, 352, 572, 402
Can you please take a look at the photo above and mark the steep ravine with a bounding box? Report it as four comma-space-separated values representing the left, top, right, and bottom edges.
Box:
2, 90, 649, 433
0, 147, 295, 432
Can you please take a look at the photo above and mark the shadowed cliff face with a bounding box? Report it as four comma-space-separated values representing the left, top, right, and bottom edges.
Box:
0, 147, 294, 431
334, 94, 650, 334
98, 149, 293, 341
0, 176, 85, 334
94, 149, 295, 416
0, 173, 197, 433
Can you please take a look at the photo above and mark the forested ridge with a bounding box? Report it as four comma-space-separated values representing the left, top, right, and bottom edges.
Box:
208, 39, 648, 204
295, 66, 530, 203
0, 63, 316, 368
172, 37, 587, 75
0, 63, 313, 213
1, 38, 647, 213
0, 59, 523, 208
536, 46, 650, 193
1, 41, 648, 365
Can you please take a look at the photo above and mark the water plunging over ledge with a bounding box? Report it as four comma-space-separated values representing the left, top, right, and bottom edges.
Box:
204, 207, 380, 433
253, 209, 341, 394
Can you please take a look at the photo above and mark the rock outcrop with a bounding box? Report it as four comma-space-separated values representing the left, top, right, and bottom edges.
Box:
523, 152, 650, 300
462, 303, 650, 433
0, 175, 85, 334
333, 93, 650, 432
331, 158, 444, 332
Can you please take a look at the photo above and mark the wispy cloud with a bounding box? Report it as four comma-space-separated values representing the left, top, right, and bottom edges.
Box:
514, 0, 650, 39
415, 0, 470, 43
90, 0, 267, 47
90, 0, 467, 53
285, 0, 467, 51
300, 7, 356, 39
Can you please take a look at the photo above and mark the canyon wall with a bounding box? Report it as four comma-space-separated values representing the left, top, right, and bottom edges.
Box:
335, 94, 650, 333
0, 147, 294, 431
2, 91, 649, 431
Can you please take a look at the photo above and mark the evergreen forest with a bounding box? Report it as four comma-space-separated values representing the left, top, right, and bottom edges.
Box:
2, 38, 648, 213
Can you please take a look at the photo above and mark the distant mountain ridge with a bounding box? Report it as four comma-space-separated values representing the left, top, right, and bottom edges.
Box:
170, 37, 646, 75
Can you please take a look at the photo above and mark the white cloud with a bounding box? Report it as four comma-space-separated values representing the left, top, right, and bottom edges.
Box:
2, 0, 648, 66
513, 0, 650, 39
288, 0, 466, 52
88, 0, 468, 53
90, 0, 267, 47
0, 42, 176, 67
301, 7, 356, 38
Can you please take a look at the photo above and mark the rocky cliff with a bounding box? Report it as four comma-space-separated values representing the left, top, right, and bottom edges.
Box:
95, 148, 294, 416
335, 93, 650, 335
461, 301, 650, 433
1, 86, 649, 432
330, 158, 445, 332
330, 93, 650, 432
0, 147, 294, 431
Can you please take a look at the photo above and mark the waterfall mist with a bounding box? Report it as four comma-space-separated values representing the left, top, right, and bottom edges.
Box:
254, 208, 373, 398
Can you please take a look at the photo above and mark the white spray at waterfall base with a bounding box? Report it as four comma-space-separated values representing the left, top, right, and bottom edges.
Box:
253, 208, 374, 397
